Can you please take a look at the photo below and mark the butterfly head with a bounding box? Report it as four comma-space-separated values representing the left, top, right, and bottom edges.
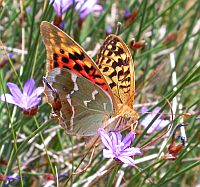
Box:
117, 104, 138, 128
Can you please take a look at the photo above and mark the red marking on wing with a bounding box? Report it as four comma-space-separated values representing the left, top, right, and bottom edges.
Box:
50, 54, 109, 91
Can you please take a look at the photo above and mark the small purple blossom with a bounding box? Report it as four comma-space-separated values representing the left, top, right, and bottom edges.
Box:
98, 128, 141, 166
1, 79, 44, 111
58, 172, 68, 180
106, 25, 112, 34
140, 107, 170, 134
0, 174, 21, 186
2, 53, 13, 61
123, 8, 131, 19
75, 0, 103, 19
50, 0, 103, 20
26, 6, 31, 13
6, 175, 20, 182
50, 0, 76, 16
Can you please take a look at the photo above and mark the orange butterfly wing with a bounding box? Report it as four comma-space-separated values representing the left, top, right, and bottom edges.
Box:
96, 34, 135, 108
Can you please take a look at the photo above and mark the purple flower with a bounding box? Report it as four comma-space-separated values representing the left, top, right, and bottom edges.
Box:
58, 173, 68, 180
26, 6, 31, 13
98, 128, 141, 166
140, 107, 170, 134
1, 79, 44, 111
106, 25, 112, 34
6, 175, 20, 182
75, 0, 103, 19
50, 0, 76, 16
50, 0, 103, 19
0, 174, 21, 186
123, 8, 131, 19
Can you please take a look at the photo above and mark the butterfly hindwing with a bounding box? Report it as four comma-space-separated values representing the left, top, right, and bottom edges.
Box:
45, 68, 113, 136
96, 34, 135, 107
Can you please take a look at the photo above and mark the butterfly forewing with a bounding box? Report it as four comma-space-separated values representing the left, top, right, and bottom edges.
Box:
96, 34, 135, 107
46, 68, 113, 136
40, 21, 116, 106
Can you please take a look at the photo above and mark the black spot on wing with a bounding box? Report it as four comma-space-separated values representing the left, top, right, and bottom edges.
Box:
53, 53, 58, 61
75, 52, 85, 60
54, 61, 59, 68
96, 82, 106, 86
63, 65, 70, 70
103, 67, 109, 72
109, 70, 117, 78
109, 82, 117, 88
107, 50, 112, 56
60, 49, 64, 54
69, 53, 77, 61
73, 63, 83, 71
114, 47, 124, 56
84, 65, 94, 74
106, 59, 111, 64
62, 57, 69, 63
93, 74, 102, 79
120, 85, 130, 89
69, 52, 85, 61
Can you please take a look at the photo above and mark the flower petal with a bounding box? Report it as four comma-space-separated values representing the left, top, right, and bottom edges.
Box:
120, 147, 142, 157
146, 119, 169, 134
22, 86, 44, 109
146, 127, 156, 134
7, 82, 23, 100
109, 131, 122, 146
152, 107, 162, 118
141, 106, 148, 114
50, 0, 74, 16
76, 0, 103, 19
98, 128, 113, 150
123, 8, 131, 18
154, 119, 169, 130
140, 114, 154, 128
102, 149, 114, 158
122, 131, 135, 150
32, 86, 44, 96
25, 96, 41, 110
117, 156, 136, 166
23, 79, 35, 96
0, 94, 20, 106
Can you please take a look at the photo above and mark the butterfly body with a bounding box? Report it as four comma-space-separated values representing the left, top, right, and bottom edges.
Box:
41, 21, 137, 136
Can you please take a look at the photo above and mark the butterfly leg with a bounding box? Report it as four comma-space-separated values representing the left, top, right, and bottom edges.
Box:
72, 139, 98, 175
131, 120, 138, 132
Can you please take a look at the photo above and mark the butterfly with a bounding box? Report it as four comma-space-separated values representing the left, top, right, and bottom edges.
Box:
40, 21, 138, 137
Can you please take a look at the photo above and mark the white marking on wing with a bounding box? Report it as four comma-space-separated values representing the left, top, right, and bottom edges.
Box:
71, 73, 79, 91
83, 100, 91, 107
92, 90, 99, 100
66, 94, 71, 105
103, 103, 107, 111
65, 72, 79, 130
83, 90, 99, 107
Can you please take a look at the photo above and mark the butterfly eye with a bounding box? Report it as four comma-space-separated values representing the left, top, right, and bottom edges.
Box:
123, 111, 131, 121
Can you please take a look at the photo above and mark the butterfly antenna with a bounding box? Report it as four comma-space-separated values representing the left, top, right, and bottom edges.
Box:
115, 22, 122, 35
43, 77, 57, 94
